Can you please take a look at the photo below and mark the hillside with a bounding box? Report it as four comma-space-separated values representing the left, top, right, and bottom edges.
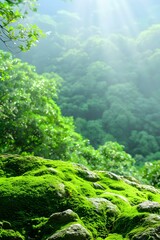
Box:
0, 154, 160, 240
14, 0, 160, 164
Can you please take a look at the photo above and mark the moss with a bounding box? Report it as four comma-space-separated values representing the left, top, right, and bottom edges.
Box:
0, 229, 24, 240
0, 175, 67, 220
105, 233, 126, 239
147, 192, 160, 202
100, 192, 131, 212
0, 154, 160, 240
0, 154, 45, 177
113, 212, 149, 235
108, 184, 125, 191
127, 225, 160, 240
29, 215, 93, 240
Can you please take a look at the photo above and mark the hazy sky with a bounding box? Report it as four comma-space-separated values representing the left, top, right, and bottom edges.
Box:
37, 0, 160, 36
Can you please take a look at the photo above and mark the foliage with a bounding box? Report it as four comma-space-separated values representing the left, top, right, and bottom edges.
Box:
142, 161, 160, 188
0, 51, 90, 161
16, 9, 160, 163
1, 1, 160, 183
0, 51, 140, 179
0, 4, 160, 240
0, 0, 43, 51
0, 229, 24, 240
97, 142, 137, 177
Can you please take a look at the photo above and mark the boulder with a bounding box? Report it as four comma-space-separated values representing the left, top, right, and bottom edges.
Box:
47, 223, 92, 240
78, 169, 100, 182
128, 225, 160, 240
137, 201, 160, 213
88, 197, 119, 215
48, 209, 78, 224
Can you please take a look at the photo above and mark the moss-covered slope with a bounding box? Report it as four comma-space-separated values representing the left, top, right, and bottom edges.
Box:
0, 155, 160, 240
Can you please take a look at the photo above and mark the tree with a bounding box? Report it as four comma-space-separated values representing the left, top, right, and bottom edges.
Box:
129, 131, 159, 160
11, 2, 160, 164
102, 83, 140, 145
79, 119, 106, 148
0, 51, 89, 161
0, 0, 43, 51
137, 24, 160, 52
97, 142, 137, 177
142, 161, 160, 187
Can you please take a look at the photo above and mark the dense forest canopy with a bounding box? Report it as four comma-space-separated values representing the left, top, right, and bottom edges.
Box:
11, 0, 160, 165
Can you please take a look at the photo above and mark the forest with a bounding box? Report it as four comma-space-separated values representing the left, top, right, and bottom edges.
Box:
19, 0, 160, 165
0, 1, 160, 240
1, 0, 160, 185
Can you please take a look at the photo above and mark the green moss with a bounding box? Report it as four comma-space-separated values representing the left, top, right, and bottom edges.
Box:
0, 154, 45, 177
100, 179, 153, 207
105, 233, 126, 239
0, 175, 67, 220
113, 212, 149, 235
127, 225, 160, 240
0, 229, 24, 240
147, 192, 160, 202
108, 184, 126, 191
0, 154, 160, 239
100, 192, 131, 212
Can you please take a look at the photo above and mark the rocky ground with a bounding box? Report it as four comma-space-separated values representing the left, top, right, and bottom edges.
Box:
0, 154, 160, 239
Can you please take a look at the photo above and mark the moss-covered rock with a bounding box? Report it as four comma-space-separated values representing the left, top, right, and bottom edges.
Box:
0, 154, 160, 240
137, 200, 160, 213
47, 223, 92, 240
48, 209, 78, 224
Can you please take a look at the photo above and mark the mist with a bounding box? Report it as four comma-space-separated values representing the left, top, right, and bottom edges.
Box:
14, 0, 160, 164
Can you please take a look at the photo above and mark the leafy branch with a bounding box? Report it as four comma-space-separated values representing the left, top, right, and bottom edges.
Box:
0, 0, 43, 52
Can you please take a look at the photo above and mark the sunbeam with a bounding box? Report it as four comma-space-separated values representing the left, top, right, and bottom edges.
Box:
70, 0, 150, 36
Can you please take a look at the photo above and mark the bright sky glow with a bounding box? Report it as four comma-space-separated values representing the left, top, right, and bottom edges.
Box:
37, 0, 157, 37
70, 0, 149, 35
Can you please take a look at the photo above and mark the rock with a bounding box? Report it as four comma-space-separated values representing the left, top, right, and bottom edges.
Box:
48, 209, 78, 224
93, 183, 105, 190
140, 185, 160, 194
88, 197, 119, 214
128, 225, 160, 240
47, 168, 58, 175
124, 175, 140, 183
74, 163, 89, 171
0, 155, 160, 240
124, 179, 160, 194
77, 169, 100, 182
56, 183, 66, 198
122, 177, 159, 194
34, 168, 57, 176
102, 192, 130, 204
123, 178, 140, 188
47, 223, 92, 240
88, 197, 120, 229
137, 201, 160, 213
105, 172, 122, 181
144, 213, 160, 224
